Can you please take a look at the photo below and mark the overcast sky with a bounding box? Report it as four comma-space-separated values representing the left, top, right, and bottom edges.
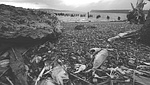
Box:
0, 0, 150, 11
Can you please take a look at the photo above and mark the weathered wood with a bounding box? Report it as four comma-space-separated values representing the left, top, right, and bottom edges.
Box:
127, 0, 146, 24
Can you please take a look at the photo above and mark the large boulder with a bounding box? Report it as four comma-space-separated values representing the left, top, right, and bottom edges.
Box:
0, 4, 62, 45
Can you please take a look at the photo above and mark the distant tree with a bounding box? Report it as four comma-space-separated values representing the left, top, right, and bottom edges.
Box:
96, 15, 101, 19
60, 13, 63, 16
107, 16, 110, 20
80, 14, 86, 17
54, 13, 57, 16
71, 14, 74, 17
118, 16, 121, 20
87, 12, 90, 18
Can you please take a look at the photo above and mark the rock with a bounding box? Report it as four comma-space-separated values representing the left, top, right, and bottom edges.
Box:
87, 25, 97, 29
0, 4, 62, 44
74, 25, 86, 30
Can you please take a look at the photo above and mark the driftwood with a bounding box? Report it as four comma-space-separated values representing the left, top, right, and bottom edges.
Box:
107, 30, 138, 42
109, 8, 150, 46
127, 0, 146, 24
139, 9, 150, 45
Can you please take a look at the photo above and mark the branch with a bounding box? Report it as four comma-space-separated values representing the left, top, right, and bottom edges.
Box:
70, 73, 93, 85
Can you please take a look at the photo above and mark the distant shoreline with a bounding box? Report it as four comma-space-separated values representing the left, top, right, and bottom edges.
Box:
90, 10, 149, 14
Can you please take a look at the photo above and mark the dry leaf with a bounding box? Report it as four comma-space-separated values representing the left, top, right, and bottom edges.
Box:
51, 65, 69, 85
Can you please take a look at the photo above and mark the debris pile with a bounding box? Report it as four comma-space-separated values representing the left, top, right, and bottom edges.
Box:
0, 4, 150, 85
56, 22, 150, 85
127, 0, 146, 24
140, 10, 150, 45
0, 4, 62, 85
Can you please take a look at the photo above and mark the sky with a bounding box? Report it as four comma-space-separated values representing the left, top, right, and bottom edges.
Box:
0, 0, 150, 12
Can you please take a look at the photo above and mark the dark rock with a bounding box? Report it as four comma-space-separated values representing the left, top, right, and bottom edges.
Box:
74, 25, 86, 30
0, 4, 62, 44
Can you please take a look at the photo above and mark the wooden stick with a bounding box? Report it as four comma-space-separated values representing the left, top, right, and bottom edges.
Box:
0, 68, 9, 78
11, 48, 19, 61
35, 67, 46, 85
5, 76, 14, 85
22, 48, 31, 56
70, 73, 93, 85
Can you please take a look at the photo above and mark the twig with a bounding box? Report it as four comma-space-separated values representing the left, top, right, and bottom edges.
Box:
70, 73, 93, 85
35, 67, 46, 85
11, 48, 19, 61
0, 81, 8, 85
27, 74, 34, 80
35, 53, 59, 85
115, 49, 120, 60
0, 68, 9, 78
5, 76, 14, 85
132, 70, 135, 85
50, 55, 59, 66
22, 48, 31, 56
